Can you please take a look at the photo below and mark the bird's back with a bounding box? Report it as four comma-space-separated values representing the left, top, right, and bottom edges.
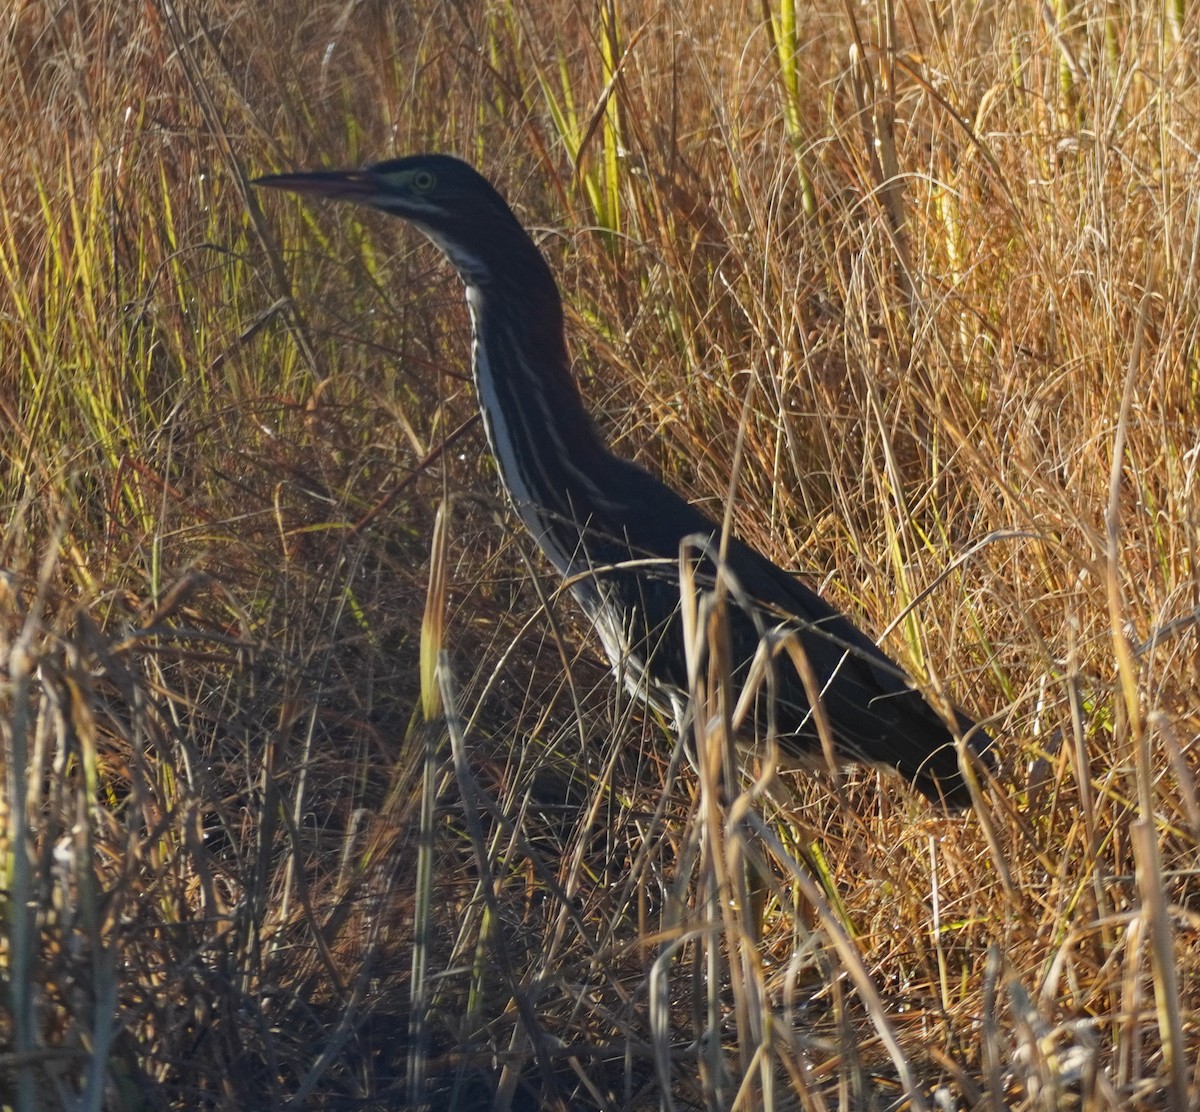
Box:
551, 452, 991, 806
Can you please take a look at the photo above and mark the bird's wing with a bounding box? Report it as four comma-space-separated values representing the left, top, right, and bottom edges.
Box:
579, 456, 988, 803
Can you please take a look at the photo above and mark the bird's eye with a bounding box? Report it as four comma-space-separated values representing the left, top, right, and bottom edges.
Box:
411, 170, 436, 192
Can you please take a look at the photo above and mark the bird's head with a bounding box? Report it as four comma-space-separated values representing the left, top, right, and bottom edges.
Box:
255, 153, 530, 285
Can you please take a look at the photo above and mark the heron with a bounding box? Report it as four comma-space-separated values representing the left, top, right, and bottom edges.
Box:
255, 154, 994, 807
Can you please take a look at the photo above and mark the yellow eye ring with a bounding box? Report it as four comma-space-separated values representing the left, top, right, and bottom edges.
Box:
411, 170, 436, 192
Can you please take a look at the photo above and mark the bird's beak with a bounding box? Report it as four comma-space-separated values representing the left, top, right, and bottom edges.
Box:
253, 169, 382, 202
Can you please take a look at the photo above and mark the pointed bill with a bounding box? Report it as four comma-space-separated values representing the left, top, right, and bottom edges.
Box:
253, 169, 383, 201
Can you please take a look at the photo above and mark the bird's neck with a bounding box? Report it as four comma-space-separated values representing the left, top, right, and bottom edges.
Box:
462, 267, 613, 569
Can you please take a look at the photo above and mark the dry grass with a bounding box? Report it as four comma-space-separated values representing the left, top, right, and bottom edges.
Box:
2, 0, 1199, 1108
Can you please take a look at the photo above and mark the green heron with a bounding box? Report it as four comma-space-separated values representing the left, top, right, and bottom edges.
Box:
255, 154, 994, 807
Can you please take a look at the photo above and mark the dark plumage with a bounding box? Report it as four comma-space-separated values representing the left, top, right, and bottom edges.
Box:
255, 154, 994, 806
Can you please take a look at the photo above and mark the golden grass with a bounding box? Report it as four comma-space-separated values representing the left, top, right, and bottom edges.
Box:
2, 0, 1199, 1107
